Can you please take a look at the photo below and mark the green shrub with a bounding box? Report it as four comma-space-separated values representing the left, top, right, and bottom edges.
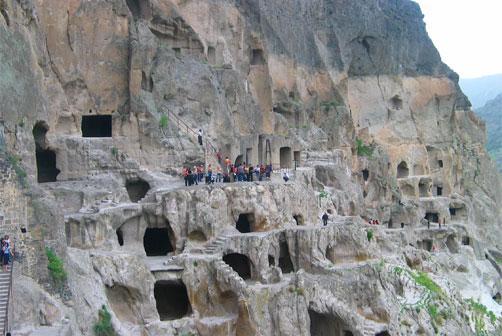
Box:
356, 138, 373, 157
367, 229, 374, 242
45, 247, 67, 288
94, 305, 116, 336
159, 114, 169, 129
110, 147, 118, 157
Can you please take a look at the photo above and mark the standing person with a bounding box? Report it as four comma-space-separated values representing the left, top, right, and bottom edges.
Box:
254, 165, 260, 181
216, 150, 222, 163
197, 129, 203, 146
427, 219, 430, 229
3, 235, 11, 272
216, 166, 222, 183
282, 171, 289, 183
224, 157, 231, 173
182, 167, 189, 187
238, 164, 245, 182
0, 238, 4, 266
192, 167, 198, 186
259, 164, 265, 181
206, 165, 213, 184
322, 212, 329, 226
197, 165, 203, 182
247, 164, 254, 182
266, 164, 272, 180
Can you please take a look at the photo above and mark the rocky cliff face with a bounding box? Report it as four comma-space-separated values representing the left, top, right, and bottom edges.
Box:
0, 0, 501, 335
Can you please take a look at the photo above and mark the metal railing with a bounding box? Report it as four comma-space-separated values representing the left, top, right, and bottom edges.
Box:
165, 110, 218, 154
2, 255, 13, 336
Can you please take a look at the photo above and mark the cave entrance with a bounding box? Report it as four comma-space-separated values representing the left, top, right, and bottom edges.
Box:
362, 169, 369, 182
446, 235, 459, 253
116, 227, 124, 246
391, 95, 403, 110
223, 253, 252, 280
376, 332, 391, 336
397, 161, 409, 178
438, 160, 444, 168
436, 186, 443, 196
425, 212, 439, 223
493, 292, 501, 304
236, 213, 255, 233
419, 181, 429, 197
35, 149, 60, 183
418, 239, 433, 252
207, 46, 216, 64
279, 241, 294, 274
268, 255, 275, 266
294, 151, 301, 167
154, 280, 192, 321
250, 49, 265, 65
33, 121, 60, 183
280, 147, 292, 169
461, 236, 470, 246
246, 148, 253, 165
308, 309, 352, 336
126, 178, 150, 202
235, 154, 244, 166
81, 115, 112, 138
293, 214, 304, 226
143, 227, 174, 256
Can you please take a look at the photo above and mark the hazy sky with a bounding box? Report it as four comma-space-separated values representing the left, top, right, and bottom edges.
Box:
414, 0, 502, 79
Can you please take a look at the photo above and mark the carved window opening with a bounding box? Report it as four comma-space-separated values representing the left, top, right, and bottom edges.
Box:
81, 115, 112, 137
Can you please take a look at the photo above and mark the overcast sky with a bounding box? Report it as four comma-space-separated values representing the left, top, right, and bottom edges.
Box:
414, 0, 502, 79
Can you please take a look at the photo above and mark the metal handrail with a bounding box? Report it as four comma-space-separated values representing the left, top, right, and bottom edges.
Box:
165, 110, 218, 154
3, 254, 13, 336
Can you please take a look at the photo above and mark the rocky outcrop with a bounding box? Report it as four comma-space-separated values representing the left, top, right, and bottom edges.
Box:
0, 0, 500, 335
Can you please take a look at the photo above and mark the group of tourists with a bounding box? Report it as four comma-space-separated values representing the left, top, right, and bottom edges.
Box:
182, 160, 278, 186
0, 235, 13, 272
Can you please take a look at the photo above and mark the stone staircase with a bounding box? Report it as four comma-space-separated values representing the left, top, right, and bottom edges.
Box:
213, 260, 248, 293
203, 234, 231, 255
0, 264, 13, 335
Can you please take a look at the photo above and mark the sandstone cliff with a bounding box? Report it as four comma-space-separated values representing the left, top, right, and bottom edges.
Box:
0, 0, 500, 335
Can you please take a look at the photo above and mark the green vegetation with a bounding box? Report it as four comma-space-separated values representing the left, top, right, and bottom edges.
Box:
94, 305, 116, 336
6, 153, 28, 188
159, 114, 169, 129
320, 98, 341, 111
319, 190, 330, 199
356, 138, 373, 157
392, 267, 449, 334
45, 247, 67, 290
110, 147, 118, 157
366, 229, 374, 242
465, 298, 498, 335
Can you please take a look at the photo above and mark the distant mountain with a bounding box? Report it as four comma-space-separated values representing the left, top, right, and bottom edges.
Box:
459, 74, 502, 108
476, 93, 502, 171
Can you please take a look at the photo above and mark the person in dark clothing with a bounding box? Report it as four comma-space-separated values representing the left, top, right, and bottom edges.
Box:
197, 129, 203, 146
322, 212, 329, 226
183, 167, 189, 187
427, 220, 430, 229
401, 222, 405, 229
247, 164, 254, 182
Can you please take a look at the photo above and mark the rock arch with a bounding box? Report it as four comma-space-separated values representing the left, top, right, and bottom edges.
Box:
397, 161, 409, 178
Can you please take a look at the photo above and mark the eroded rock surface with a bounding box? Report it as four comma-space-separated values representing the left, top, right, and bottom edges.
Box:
0, 0, 500, 335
